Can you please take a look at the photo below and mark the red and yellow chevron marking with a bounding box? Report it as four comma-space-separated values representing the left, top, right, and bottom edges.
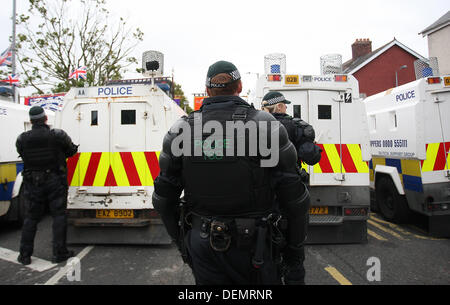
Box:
421, 142, 450, 172
308, 144, 368, 174
67, 152, 161, 187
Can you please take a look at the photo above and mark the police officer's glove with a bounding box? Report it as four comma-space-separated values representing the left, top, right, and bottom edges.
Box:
282, 246, 306, 285
299, 168, 310, 184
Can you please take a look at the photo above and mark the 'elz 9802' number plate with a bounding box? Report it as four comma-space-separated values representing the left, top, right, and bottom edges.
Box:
309, 207, 328, 215
96, 210, 134, 219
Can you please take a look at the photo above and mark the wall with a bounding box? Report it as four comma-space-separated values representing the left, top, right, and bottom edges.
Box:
353, 45, 418, 97
428, 25, 450, 75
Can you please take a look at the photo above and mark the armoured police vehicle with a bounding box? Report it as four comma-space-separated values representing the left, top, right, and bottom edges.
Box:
254, 53, 371, 243
365, 75, 450, 236
55, 51, 187, 244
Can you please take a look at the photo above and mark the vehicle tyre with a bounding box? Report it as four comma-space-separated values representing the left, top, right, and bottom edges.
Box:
376, 176, 411, 223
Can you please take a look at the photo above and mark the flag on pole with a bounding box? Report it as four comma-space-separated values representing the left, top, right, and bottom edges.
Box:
0, 47, 12, 67
69, 66, 87, 80
0, 74, 20, 86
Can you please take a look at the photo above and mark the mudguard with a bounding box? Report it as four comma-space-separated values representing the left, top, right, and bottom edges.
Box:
374, 165, 404, 195
12, 172, 23, 199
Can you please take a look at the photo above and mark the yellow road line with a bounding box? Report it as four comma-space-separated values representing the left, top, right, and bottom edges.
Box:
370, 214, 445, 241
404, 225, 446, 241
369, 215, 429, 240
324, 266, 352, 285
367, 219, 408, 240
367, 229, 388, 241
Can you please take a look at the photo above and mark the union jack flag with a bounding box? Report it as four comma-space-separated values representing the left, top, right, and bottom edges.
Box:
0, 74, 20, 86
69, 66, 87, 80
0, 47, 12, 67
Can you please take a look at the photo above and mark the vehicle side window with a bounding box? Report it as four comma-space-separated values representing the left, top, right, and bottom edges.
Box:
293, 105, 301, 119
121, 110, 136, 125
318, 105, 331, 120
91, 110, 98, 126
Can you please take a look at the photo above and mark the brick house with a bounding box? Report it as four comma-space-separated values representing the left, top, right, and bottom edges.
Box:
342, 38, 426, 97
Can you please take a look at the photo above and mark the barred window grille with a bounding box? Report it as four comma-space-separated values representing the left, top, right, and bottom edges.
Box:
264, 53, 286, 75
414, 57, 439, 80
320, 54, 342, 75
142, 51, 164, 77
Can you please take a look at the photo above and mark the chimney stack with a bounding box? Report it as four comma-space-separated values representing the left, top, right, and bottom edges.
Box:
352, 38, 372, 61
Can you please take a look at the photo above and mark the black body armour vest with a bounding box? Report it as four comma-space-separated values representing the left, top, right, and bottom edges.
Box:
273, 114, 298, 146
20, 126, 59, 171
182, 100, 274, 217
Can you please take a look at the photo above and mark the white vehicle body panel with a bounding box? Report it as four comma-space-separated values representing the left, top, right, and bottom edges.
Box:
56, 84, 186, 211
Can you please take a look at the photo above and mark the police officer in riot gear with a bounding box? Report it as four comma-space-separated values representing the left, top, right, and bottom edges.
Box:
16, 106, 78, 265
261, 91, 322, 169
261, 91, 322, 284
153, 61, 310, 285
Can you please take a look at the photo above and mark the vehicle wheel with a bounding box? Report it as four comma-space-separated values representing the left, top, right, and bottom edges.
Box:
376, 176, 411, 223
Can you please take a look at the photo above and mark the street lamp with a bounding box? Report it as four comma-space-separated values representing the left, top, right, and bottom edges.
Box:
395, 65, 407, 87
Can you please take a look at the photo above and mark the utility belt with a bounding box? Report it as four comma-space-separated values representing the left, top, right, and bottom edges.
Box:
23, 168, 64, 186
189, 212, 288, 267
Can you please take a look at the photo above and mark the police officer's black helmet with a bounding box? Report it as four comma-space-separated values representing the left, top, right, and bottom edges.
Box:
205, 61, 241, 88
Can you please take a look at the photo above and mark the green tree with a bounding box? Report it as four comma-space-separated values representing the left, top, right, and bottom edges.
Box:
173, 82, 193, 114
16, 0, 143, 94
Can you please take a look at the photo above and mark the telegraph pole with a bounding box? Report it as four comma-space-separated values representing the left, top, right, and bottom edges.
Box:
11, 0, 17, 103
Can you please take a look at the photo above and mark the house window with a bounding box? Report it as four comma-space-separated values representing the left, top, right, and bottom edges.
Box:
121, 110, 136, 125
91, 111, 98, 126
318, 105, 332, 120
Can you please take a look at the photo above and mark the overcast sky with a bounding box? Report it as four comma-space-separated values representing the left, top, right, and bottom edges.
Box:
1, 0, 449, 104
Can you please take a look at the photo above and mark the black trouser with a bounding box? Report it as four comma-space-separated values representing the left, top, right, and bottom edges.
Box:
185, 223, 282, 285
20, 171, 69, 257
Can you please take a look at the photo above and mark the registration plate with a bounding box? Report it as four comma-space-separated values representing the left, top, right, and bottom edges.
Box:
96, 209, 134, 219
309, 206, 328, 215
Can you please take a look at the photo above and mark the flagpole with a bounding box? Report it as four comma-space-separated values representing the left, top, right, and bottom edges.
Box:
11, 0, 17, 103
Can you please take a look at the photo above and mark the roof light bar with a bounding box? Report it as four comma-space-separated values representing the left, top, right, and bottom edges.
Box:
268, 74, 282, 81
427, 77, 441, 84
334, 75, 348, 82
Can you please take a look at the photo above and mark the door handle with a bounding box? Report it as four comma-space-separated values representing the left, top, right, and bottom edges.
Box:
115, 144, 127, 149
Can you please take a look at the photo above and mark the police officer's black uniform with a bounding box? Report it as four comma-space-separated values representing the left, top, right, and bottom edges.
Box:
16, 106, 78, 265
153, 61, 310, 285
262, 91, 322, 284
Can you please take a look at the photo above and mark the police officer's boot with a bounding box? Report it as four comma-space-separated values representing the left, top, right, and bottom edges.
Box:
52, 213, 73, 263
19, 217, 38, 266
52, 249, 75, 264
17, 253, 32, 265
